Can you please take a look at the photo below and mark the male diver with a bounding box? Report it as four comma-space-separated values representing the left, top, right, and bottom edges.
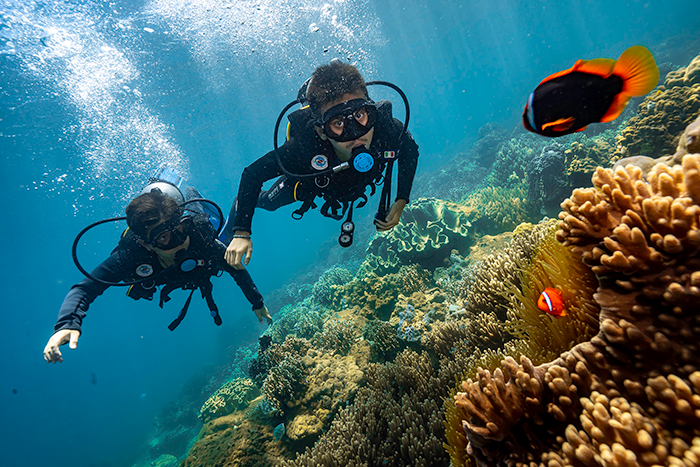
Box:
44, 178, 272, 364
222, 59, 419, 267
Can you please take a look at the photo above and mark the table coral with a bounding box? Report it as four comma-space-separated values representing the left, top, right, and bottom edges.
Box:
367, 197, 476, 271
199, 377, 260, 423
451, 146, 700, 465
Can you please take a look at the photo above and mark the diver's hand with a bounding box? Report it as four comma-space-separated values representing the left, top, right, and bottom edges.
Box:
225, 232, 252, 269
375, 199, 407, 231
43, 329, 80, 364
254, 305, 273, 325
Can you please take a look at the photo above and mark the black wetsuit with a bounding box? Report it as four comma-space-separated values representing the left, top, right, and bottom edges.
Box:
225, 100, 419, 236
53, 214, 264, 334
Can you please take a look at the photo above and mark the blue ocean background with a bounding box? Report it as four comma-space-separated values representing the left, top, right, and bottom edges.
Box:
0, 1, 697, 466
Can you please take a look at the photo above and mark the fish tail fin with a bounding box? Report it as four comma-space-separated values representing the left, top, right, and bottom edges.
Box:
614, 45, 660, 97
601, 46, 659, 123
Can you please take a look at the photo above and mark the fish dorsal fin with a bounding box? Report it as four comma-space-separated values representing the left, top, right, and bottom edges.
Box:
572, 58, 616, 78
537, 61, 582, 86
613, 45, 660, 96
537, 57, 615, 87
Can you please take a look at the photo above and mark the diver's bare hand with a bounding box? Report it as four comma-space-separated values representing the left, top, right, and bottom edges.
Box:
225, 232, 252, 269
375, 199, 407, 231
43, 329, 80, 364
254, 305, 273, 325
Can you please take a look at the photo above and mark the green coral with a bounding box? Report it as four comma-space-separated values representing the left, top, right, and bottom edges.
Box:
362, 319, 400, 362
367, 197, 475, 271
199, 377, 260, 423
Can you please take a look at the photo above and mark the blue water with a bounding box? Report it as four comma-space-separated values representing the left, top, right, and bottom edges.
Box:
0, 1, 697, 466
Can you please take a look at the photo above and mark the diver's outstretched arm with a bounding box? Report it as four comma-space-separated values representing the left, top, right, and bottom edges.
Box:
43, 329, 80, 364
225, 231, 252, 268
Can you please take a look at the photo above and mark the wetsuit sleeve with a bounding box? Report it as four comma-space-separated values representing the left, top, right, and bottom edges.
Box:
395, 126, 419, 203
213, 240, 265, 309
53, 249, 129, 334
231, 148, 287, 234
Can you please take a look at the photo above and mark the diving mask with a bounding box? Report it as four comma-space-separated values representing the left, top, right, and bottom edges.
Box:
147, 218, 188, 250
322, 99, 377, 142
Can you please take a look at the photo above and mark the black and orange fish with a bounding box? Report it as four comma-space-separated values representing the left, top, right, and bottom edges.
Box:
523, 45, 659, 137
537, 287, 566, 318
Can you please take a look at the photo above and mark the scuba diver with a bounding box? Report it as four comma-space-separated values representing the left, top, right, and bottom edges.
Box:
221, 59, 419, 267
44, 168, 272, 364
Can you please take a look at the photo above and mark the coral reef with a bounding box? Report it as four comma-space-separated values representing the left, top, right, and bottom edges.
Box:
367, 197, 476, 271
265, 299, 328, 342
362, 319, 400, 362
486, 134, 547, 190
287, 348, 364, 441
199, 377, 261, 423
463, 185, 532, 235
312, 318, 357, 356
182, 401, 292, 467
450, 125, 700, 465
527, 144, 571, 216
334, 263, 432, 321
614, 53, 700, 161
311, 267, 353, 306
390, 288, 449, 344
563, 132, 618, 188
282, 350, 451, 467
472, 123, 510, 168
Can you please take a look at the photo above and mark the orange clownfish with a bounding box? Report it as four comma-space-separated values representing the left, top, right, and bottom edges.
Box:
537, 287, 566, 318
523, 45, 659, 137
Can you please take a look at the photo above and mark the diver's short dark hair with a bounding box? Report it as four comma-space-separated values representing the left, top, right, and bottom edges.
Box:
126, 191, 181, 238
307, 60, 368, 117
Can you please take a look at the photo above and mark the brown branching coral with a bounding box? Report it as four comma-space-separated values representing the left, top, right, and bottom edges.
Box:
283, 350, 450, 467
451, 139, 700, 466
